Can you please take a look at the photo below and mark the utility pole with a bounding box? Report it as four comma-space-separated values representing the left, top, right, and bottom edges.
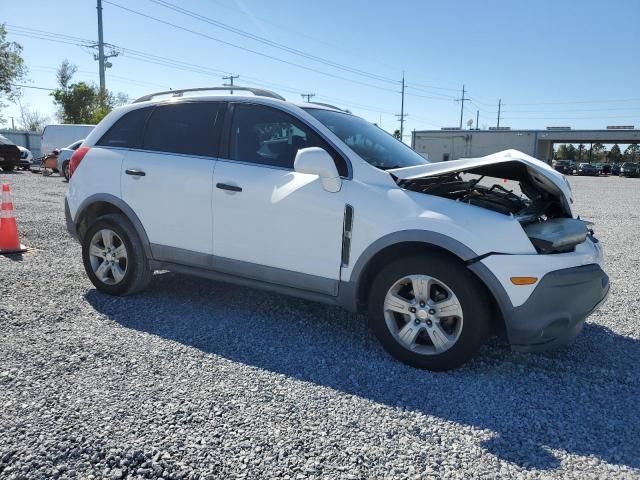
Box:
497, 99, 502, 128
395, 73, 407, 141
222, 74, 239, 94
456, 85, 470, 129
10, 117, 15, 130
96, 0, 105, 92
476, 110, 479, 130
93, 0, 119, 92
301, 93, 315, 103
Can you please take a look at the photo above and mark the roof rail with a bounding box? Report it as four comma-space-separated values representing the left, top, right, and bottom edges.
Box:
307, 101, 350, 113
133, 86, 286, 103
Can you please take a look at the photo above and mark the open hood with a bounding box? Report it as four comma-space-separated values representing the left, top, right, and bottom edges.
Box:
388, 149, 573, 206
389, 150, 591, 253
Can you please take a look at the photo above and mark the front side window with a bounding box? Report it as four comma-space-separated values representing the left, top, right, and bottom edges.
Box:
304, 108, 430, 170
97, 107, 152, 149
143, 102, 223, 157
229, 103, 347, 174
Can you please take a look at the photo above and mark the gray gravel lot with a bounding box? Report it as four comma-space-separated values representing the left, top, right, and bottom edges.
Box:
0, 170, 639, 479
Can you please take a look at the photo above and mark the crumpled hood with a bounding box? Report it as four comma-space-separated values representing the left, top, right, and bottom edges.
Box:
388, 149, 573, 206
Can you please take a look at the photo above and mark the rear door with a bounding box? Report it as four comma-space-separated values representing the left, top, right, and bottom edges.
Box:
121, 101, 225, 260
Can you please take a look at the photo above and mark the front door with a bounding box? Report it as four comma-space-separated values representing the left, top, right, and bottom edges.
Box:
211, 103, 346, 294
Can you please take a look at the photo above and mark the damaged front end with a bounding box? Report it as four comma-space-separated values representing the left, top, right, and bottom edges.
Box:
390, 149, 593, 254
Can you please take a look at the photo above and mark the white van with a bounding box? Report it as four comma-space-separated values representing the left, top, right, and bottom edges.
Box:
40, 124, 95, 158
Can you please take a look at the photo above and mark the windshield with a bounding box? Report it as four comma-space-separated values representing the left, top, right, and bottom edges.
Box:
304, 108, 429, 170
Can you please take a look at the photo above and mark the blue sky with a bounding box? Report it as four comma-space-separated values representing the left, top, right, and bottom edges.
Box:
2, 0, 639, 139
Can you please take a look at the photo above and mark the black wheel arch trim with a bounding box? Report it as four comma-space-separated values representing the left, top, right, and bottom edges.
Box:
348, 230, 514, 318
73, 193, 153, 259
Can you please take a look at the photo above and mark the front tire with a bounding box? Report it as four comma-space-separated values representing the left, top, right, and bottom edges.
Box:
368, 254, 490, 371
82, 214, 152, 296
2, 165, 15, 172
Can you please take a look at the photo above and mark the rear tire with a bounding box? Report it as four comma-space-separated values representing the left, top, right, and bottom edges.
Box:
62, 161, 70, 181
368, 254, 490, 371
82, 213, 153, 296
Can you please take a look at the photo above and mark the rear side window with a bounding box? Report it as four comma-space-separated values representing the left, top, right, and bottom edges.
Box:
143, 102, 223, 157
97, 107, 152, 148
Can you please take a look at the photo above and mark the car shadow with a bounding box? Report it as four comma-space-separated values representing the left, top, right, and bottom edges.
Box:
85, 272, 640, 471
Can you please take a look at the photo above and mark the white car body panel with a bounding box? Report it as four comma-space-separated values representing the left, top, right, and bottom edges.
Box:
17, 146, 33, 166
341, 179, 538, 282
481, 237, 604, 307
57, 140, 84, 173
66, 147, 123, 216
65, 94, 606, 324
212, 159, 345, 280
122, 150, 215, 254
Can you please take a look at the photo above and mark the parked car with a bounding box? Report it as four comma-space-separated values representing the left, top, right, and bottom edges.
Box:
611, 163, 621, 175
40, 124, 94, 161
553, 160, 573, 175
65, 87, 609, 371
595, 163, 611, 175
619, 162, 640, 178
0, 134, 21, 172
577, 162, 597, 176
17, 146, 34, 170
57, 139, 84, 181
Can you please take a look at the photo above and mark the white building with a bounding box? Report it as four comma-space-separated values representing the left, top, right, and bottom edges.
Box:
411, 128, 640, 163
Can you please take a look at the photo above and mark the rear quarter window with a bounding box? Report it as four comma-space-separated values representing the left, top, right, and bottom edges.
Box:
97, 107, 153, 149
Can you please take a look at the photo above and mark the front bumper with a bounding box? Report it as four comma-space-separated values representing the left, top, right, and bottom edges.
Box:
507, 263, 609, 351
468, 236, 609, 351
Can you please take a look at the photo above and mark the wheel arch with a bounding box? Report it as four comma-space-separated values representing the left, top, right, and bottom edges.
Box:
74, 194, 152, 259
349, 231, 509, 337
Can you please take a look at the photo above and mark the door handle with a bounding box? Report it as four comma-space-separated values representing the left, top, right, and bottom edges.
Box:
216, 183, 242, 192
125, 169, 146, 176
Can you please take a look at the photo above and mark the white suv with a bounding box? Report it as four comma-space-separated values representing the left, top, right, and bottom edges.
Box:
65, 87, 609, 370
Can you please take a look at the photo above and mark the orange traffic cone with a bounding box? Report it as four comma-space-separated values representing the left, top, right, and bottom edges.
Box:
0, 184, 27, 254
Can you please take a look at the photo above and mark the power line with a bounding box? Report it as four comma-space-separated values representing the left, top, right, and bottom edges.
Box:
147, 0, 399, 86
12, 84, 55, 91
6, 26, 399, 120
506, 98, 640, 106
102, 1, 403, 95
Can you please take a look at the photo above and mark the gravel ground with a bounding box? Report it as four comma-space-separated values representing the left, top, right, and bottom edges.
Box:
0, 170, 639, 479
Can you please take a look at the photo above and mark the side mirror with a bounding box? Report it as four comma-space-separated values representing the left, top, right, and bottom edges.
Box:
294, 147, 341, 193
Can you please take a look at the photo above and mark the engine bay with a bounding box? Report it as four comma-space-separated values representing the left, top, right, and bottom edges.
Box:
397, 172, 566, 223
395, 170, 591, 253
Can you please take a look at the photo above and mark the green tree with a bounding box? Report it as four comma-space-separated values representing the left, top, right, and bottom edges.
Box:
590, 143, 606, 161
555, 144, 577, 160
608, 144, 622, 163
51, 60, 128, 124
0, 24, 27, 123
392, 129, 401, 140
18, 101, 49, 133
624, 144, 640, 161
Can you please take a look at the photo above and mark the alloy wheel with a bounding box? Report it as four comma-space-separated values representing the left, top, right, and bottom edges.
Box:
88, 229, 128, 285
383, 274, 464, 354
